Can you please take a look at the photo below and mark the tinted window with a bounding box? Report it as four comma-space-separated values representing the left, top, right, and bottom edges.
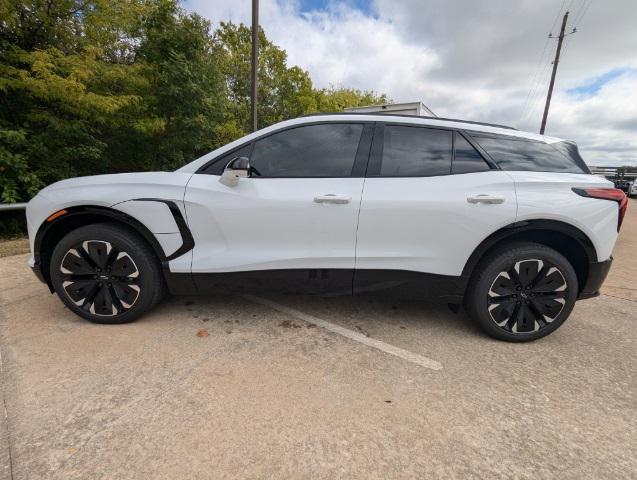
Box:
201, 144, 252, 175
453, 133, 490, 174
470, 134, 587, 173
250, 124, 363, 177
381, 126, 452, 176
550, 141, 591, 173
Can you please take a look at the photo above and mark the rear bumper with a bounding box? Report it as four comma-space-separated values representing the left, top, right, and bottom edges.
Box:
578, 256, 613, 299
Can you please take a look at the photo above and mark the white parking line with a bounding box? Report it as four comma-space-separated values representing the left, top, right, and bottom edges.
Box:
244, 295, 443, 371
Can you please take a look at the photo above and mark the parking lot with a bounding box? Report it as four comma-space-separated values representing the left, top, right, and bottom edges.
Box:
0, 201, 635, 480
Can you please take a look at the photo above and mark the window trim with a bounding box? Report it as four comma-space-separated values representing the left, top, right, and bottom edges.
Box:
196, 120, 373, 178
367, 122, 498, 178
452, 131, 494, 174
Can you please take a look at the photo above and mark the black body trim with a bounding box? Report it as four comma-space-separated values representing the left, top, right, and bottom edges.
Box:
578, 257, 612, 299
462, 219, 599, 280
161, 268, 468, 301
353, 269, 467, 303
131, 199, 195, 261
29, 261, 47, 284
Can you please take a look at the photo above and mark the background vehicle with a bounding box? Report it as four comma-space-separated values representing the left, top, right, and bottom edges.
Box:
26, 114, 627, 341
630, 182, 637, 198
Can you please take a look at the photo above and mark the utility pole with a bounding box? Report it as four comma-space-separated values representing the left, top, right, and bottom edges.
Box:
251, 0, 259, 132
540, 10, 574, 134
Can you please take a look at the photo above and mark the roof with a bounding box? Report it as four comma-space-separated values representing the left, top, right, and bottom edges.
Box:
178, 113, 565, 173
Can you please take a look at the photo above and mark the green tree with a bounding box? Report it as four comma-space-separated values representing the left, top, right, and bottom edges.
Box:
314, 87, 389, 113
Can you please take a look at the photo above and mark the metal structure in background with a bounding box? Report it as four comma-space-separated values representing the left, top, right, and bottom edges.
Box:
251, 0, 259, 132
0, 203, 27, 212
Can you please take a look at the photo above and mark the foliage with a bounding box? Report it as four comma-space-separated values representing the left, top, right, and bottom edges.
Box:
0, 0, 388, 226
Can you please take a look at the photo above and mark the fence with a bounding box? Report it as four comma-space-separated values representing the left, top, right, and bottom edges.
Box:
0, 203, 27, 212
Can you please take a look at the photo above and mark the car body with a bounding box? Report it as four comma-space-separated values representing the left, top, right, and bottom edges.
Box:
26, 113, 627, 341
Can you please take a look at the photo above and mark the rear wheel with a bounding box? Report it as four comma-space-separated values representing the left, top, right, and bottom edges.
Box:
465, 242, 578, 342
50, 223, 165, 324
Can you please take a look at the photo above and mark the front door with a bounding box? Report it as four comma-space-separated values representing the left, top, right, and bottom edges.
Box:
184, 122, 372, 292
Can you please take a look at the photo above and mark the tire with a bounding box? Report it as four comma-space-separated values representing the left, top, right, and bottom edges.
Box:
50, 222, 165, 324
464, 242, 578, 342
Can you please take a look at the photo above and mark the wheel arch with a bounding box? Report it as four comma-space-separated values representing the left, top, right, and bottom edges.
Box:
34, 205, 168, 290
461, 219, 597, 293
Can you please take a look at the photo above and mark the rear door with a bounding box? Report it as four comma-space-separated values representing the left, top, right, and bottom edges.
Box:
184, 122, 372, 289
355, 123, 518, 278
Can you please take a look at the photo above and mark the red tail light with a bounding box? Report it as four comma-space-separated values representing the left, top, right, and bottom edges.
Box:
572, 188, 628, 231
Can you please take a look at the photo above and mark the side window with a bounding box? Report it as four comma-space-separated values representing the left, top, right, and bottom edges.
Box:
380, 126, 452, 177
200, 144, 252, 175
453, 132, 490, 174
250, 123, 363, 177
470, 134, 588, 173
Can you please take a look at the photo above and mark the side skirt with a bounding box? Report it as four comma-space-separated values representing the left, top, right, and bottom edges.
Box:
163, 269, 468, 303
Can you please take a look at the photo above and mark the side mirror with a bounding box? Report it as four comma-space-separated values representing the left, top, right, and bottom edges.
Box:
219, 156, 250, 187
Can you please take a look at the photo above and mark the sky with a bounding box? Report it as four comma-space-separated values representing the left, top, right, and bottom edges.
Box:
185, 0, 637, 166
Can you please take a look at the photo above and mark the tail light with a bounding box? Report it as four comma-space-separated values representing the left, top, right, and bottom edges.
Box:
572, 188, 628, 231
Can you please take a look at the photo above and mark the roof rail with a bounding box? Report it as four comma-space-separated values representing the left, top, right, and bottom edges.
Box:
300, 112, 517, 131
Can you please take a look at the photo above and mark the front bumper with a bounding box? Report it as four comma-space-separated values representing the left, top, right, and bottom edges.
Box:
578, 256, 613, 299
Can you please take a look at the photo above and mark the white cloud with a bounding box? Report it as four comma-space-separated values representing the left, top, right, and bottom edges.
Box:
186, 0, 637, 166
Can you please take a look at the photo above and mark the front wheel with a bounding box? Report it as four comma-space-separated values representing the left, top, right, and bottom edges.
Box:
465, 242, 578, 342
50, 223, 165, 324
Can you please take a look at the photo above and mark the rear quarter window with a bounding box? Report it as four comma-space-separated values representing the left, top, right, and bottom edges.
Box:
469, 134, 590, 174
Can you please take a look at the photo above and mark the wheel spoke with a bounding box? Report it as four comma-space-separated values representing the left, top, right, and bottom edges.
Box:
488, 294, 516, 304
534, 269, 566, 293
110, 254, 138, 278
507, 268, 522, 288
92, 285, 115, 315
61, 251, 94, 275
86, 241, 111, 269
80, 283, 100, 311
105, 246, 120, 271
490, 275, 517, 296
64, 279, 96, 303
516, 260, 540, 288
108, 284, 125, 314
112, 280, 139, 306
528, 264, 549, 290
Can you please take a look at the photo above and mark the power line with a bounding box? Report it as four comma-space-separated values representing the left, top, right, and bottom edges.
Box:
572, 0, 593, 27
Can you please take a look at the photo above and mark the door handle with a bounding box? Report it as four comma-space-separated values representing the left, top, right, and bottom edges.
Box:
314, 194, 351, 204
467, 194, 505, 204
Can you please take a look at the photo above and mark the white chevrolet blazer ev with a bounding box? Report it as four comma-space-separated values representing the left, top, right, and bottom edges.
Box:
26, 114, 627, 342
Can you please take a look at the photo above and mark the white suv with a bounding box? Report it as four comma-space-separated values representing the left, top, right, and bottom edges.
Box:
26, 114, 628, 341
